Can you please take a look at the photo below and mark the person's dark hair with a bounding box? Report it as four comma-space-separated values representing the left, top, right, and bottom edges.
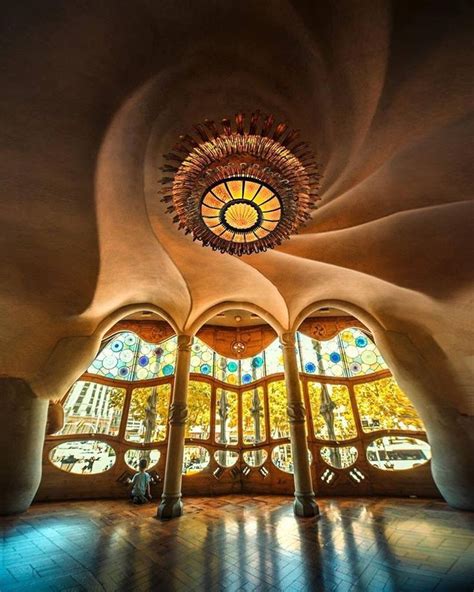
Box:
139, 458, 148, 470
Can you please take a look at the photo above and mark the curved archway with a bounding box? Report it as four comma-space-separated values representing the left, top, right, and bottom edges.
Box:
293, 300, 474, 510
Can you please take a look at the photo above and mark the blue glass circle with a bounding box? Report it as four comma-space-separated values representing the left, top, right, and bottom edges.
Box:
119, 367, 129, 377
138, 355, 149, 367
200, 364, 211, 375
111, 340, 123, 352
251, 356, 264, 369
355, 336, 368, 348
329, 352, 341, 363
242, 373, 252, 384
162, 364, 174, 376
304, 362, 316, 373
227, 361, 238, 372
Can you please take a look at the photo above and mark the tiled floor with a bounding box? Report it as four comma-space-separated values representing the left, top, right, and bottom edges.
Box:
1, 496, 473, 592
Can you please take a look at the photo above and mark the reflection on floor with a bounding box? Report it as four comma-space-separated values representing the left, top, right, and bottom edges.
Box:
1, 496, 474, 591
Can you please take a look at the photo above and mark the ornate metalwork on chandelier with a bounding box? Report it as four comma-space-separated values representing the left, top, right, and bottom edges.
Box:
160, 111, 321, 256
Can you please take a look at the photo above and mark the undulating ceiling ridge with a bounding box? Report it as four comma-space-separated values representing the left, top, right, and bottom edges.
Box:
0, 0, 472, 417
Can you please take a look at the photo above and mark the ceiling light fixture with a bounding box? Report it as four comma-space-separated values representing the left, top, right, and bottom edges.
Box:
160, 111, 321, 256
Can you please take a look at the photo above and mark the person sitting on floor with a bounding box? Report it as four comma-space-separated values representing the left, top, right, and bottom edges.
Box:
129, 458, 152, 504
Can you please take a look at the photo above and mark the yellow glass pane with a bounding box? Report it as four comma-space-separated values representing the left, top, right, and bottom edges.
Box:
354, 377, 425, 432
262, 209, 281, 222
232, 233, 246, 243
219, 229, 234, 241
253, 186, 274, 205
243, 180, 261, 200
259, 195, 280, 211
243, 231, 259, 242
203, 193, 225, 209
201, 204, 220, 218
211, 183, 232, 203
224, 202, 258, 229
226, 179, 243, 199
260, 220, 278, 232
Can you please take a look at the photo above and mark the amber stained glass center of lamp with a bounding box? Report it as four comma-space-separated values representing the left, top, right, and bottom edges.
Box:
200, 177, 282, 243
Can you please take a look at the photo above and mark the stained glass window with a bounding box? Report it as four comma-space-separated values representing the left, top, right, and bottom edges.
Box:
60, 381, 125, 436
190, 337, 214, 377
308, 382, 357, 440
215, 388, 238, 445
214, 353, 240, 385
88, 332, 139, 380
87, 332, 177, 381
125, 385, 171, 443
263, 338, 285, 376
186, 381, 211, 440
240, 355, 265, 385
297, 333, 347, 377
268, 380, 290, 439
354, 377, 425, 432
242, 387, 266, 444
339, 329, 387, 376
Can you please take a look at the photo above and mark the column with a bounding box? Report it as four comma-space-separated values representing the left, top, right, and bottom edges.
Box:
280, 332, 319, 517
0, 377, 49, 515
158, 334, 193, 520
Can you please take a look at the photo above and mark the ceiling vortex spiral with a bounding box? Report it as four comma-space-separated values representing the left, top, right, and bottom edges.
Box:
160, 112, 321, 255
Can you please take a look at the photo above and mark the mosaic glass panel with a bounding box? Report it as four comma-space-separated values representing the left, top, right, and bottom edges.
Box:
88, 332, 139, 380
125, 385, 171, 443
339, 329, 387, 376
263, 338, 284, 376
60, 381, 125, 436
240, 355, 265, 385
308, 382, 357, 440
297, 332, 347, 377
190, 337, 214, 377
186, 381, 211, 440
354, 377, 425, 432
214, 352, 240, 385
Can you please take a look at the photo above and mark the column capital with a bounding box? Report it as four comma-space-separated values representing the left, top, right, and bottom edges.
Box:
287, 402, 306, 424
177, 334, 193, 351
280, 331, 296, 349
169, 402, 188, 425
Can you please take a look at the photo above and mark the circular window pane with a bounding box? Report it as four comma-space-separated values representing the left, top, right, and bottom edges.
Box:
320, 446, 358, 469
367, 436, 432, 471
183, 446, 210, 475
49, 441, 116, 474
271, 444, 312, 474
124, 449, 160, 471
243, 449, 268, 467
214, 450, 239, 468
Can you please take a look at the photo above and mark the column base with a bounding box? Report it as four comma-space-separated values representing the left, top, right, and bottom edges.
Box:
157, 493, 183, 520
294, 492, 319, 517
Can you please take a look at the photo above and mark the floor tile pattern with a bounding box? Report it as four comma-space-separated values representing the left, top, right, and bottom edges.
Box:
1, 496, 474, 591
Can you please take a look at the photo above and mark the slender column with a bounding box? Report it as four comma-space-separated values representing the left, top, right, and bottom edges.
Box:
158, 334, 193, 519
280, 332, 319, 517
0, 378, 49, 515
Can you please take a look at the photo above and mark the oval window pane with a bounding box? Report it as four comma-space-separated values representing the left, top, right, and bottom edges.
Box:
49, 441, 116, 474
271, 444, 312, 474
367, 436, 431, 471
320, 446, 358, 469
214, 450, 239, 467
243, 449, 268, 467
124, 449, 160, 470
183, 446, 210, 475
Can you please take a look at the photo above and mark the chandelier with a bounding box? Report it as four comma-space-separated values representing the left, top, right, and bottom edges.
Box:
160, 112, 321, 256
